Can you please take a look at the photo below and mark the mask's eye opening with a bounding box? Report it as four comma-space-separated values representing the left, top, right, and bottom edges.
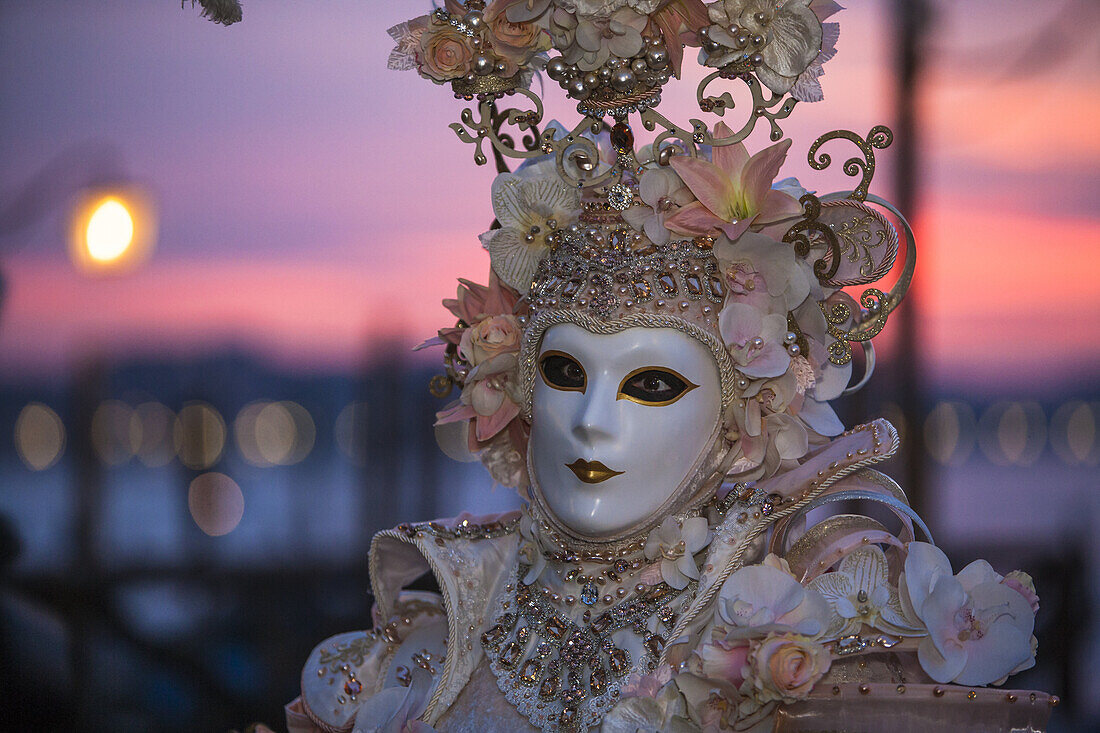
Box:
538, 350, 587, 393
618, 367, 698, 406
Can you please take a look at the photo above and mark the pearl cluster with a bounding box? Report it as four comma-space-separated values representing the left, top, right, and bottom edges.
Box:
544, 36, 672, 106
698, 10, 777, 72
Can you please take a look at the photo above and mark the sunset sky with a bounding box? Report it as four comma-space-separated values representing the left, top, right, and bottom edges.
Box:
0, 0, 1097, 392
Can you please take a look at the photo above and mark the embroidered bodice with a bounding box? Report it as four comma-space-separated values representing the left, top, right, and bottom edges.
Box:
282, 420, 1053, 733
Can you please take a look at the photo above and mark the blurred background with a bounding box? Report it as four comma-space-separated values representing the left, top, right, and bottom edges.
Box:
0, 0, 1096, 731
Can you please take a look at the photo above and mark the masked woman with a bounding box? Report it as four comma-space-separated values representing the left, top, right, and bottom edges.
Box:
286, 1, 1049, 730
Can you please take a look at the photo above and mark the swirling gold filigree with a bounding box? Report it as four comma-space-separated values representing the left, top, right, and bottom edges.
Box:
428, 374, 454, 399
488, 102, 542, 173
450, 68, 802, 188
449, 88, 549, 167
820, 299, 854, 365
807, 125, 893, 202
827, 205, 894, 284
783, 193, 842, 282
816, 193, 916, 365
553, 121, 615, 187
634, 72, 798, 170
696, 70, 798, 143
638, 107, 704, 164
450, 92, 625, 188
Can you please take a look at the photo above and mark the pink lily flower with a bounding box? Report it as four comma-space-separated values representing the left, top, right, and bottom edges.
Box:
664, 122, 803, 241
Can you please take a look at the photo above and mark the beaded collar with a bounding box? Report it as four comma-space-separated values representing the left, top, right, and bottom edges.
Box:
482, 562, 694, 732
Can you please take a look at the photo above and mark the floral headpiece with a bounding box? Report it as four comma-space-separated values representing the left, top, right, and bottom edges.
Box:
399, 0, 915, 494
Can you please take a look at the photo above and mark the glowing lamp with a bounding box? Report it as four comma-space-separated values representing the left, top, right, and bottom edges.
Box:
69, 187, 156, 274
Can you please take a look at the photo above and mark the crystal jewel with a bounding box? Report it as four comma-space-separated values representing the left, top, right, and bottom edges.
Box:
609, 647, 630, 676
520, 659, 542, 686
580, 580, 599, 606
606, 183, 634, 211
484, 564, 696, 731
610, 121, 634, 151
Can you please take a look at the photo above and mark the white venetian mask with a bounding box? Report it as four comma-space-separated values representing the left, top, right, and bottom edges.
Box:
530, 323, 723, 539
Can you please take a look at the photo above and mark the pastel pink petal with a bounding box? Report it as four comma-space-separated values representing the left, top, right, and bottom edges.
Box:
745, 398, 762, 436
756, 189, 804, 224
620, 204, 649, 232
414, 336, 446, 351
481, 270, 513, 316
918, 636, 967, 684
441, 298, 463, 320
740, 431, 766, 463
664, 201, 724, 235
718, 218, 751, 241
669, 155, 733, 218
457, 278, 489, 303
740, 139, 792, 206
739, 343, 790, 379
470, 382, 505, 416
639, 169, 675, 204
435, 402, 476, 425
475, 399, 519, 442
639, 563, 664, 586
643, 215, 671, 245
437, 327, 464, 345
711, 126, 749, 178
719, 301, 764, 346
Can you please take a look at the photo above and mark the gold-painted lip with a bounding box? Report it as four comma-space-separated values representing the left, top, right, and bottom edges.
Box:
566, 458, 624, 484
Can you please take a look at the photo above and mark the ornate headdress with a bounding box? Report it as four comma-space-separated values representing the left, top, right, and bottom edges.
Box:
398, 0, 915, 496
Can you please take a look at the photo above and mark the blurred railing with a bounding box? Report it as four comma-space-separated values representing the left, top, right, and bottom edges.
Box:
1, 351, 1095, 730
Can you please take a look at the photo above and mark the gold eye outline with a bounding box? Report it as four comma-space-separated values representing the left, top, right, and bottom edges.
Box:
538, 350, 587, 394
616, 366, 699, 407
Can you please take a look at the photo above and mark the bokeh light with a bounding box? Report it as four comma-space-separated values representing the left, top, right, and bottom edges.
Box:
14, 403, 66, 471
129, 401, 177, 467
1050, 401, 1099, 466
85, 198, 133, 261
334, 401, 370, 465
187, 472, 244, 536
924, 401, 977, 466
978, 401, 1047, 466
234, 400, 315, 466
68, 186, 157, 275
173, 402, 226, 470
92, 400, 136, 466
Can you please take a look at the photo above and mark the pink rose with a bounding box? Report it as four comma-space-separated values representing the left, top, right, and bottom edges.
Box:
696, 639, 750, 689
748, 634, 831, 703
485, 1, 548, 66
459, 314, 521, 366
418, 24, 474, 81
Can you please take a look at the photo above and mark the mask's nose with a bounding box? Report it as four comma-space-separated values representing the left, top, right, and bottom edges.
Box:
571, 375, 618, 445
